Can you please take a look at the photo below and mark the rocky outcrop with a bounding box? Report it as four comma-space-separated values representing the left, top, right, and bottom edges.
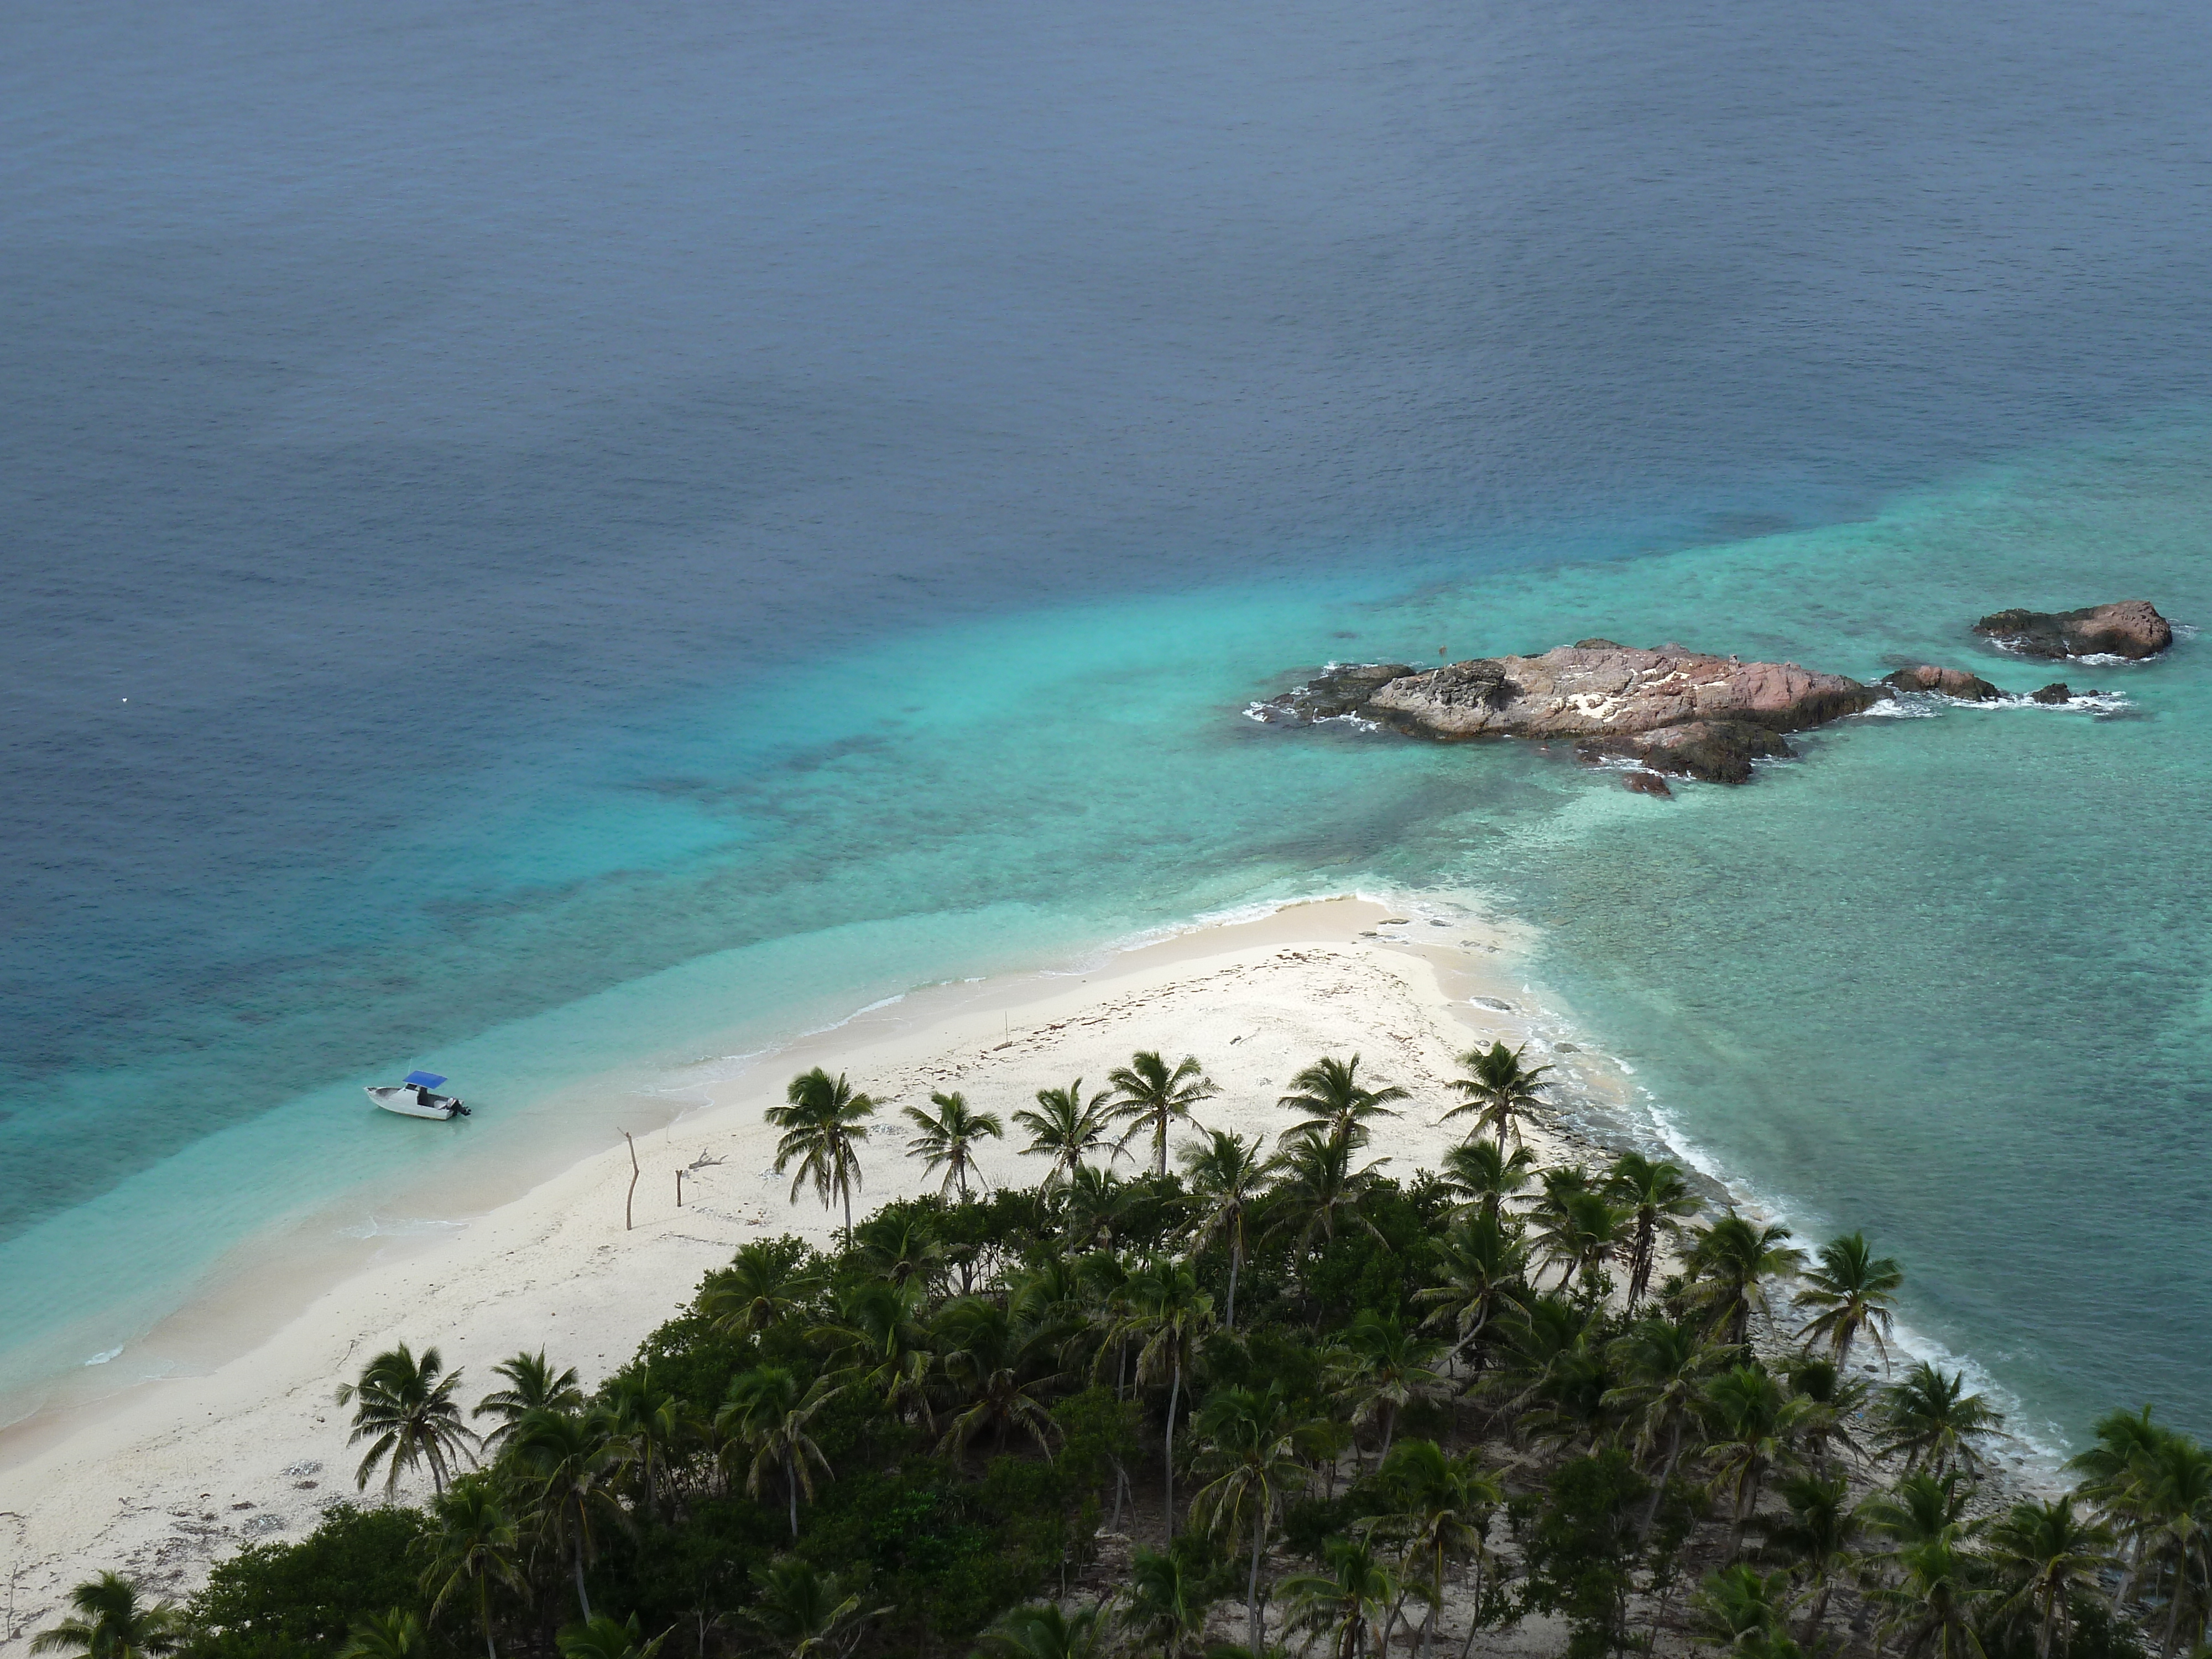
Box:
1356, 641, 1880, 741
1620, 770, 1673, 799
1972, 601, 2172, 660
1252, 641, 1881, 784
1882, 665, 2002, 701
2031, 682, 2073, 705
1256, 661, 1420, 723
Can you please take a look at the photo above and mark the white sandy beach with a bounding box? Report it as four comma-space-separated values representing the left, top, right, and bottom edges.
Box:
0, 896, 1651, 1648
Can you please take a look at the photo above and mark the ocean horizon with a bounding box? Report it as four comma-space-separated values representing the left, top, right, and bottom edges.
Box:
9, 0, 2212, 1448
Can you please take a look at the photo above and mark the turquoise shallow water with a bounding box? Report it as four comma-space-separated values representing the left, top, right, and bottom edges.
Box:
11, 420, 2212, 1448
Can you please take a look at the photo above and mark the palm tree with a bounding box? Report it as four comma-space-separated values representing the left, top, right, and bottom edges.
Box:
737, 1557, 886, 1659
768, 1067, 877, 1243
1863, 1469, 1981, 1554
1690, 1564, 1794, 1649
1440, 1041, 1552, 1146
1327, 1309, 1444, 1458
2109, 1428, 2212, 1651
30, 1575, 185, 1659
1179, 1128, 1273, 1329
851, 1210, 946, 1289
337, 1612, 425, 1659
1416, 1211, 1531, 1373
1190, 1384, 1313, 1653
1603, 1154, 1699, 1311
1531, 1187, 1629, 1297
596, 1376, 690, 1520
903, 1090, 1003, 1199
1110, 1051, 1218, 1177
935, 1295, 1068, 1461
1438, 1139, 1535, 1226
2064, 1404, 2169, 1605
701, 1239, 823, 1337
1056, 1163, 1133, 1250
973, 1603, 1117, 1659
1687, 1213, 1805, 1348
813, 1274, 936, 1427
1755, 1470, 1863, 1646
555, 1615, 666, 1659
421, 1475, 525, 1659
1279, 1538, 1400, 1659
1360, 1438, 1503, 1659
1869, 1533, 1990, 1659
1014, 1079, 1117, 1187
718, 1365, 841, 1539
473, 1350, 583, 1454
336, 1343, 478, 1496
1987, 1496, 2116, 1659
1702, 1363, 1816, 1556
1773, 1355, 1861, 1465
1277, 1055, 1407, 1145
1267, 1126, 1390, 1272
1796, 1232, 1904, 1370
508, 1408, 625, 1618
1122, 1546, 1214, 1659
1603, 1316, 1728, 1536
1112, 1256, 1214, 1540
1877, 1363, 2006, 1479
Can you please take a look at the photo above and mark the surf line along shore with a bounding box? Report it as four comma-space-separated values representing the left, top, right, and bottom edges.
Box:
0, 893, 1997, 1646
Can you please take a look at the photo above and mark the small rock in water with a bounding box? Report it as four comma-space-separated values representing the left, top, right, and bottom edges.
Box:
1581, 719, 1792, 785
1620, 769, 1673, 798
1973, 599, 2172, 659
1881, 664, 2002, 701
1470, 995, 1517, 1012
2030, 682, 2072, 704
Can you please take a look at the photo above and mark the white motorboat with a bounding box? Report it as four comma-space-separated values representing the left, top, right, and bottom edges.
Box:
368, 1071, 470, 1120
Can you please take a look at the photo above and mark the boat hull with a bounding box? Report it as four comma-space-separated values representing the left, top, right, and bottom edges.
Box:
367, 1085, 468, 1120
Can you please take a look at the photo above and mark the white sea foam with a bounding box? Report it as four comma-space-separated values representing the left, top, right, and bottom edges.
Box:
1855, 695, 1944, 719
335, 1216, 468, 1241
84, 1346, 122, 1366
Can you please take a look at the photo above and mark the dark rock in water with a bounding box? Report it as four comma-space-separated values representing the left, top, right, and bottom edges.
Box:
1972, 600, 2173, 660
2030, 682, 2072, 705
1620, 770, 1673, 798
1256, 640, 1876, 784
1578, 719, 1796, 785
1882, 664, 2002, 701
1250, 661, 1416, 723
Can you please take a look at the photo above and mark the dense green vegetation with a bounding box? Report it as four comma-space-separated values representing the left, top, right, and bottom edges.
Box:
38, 1048, 2211, 1659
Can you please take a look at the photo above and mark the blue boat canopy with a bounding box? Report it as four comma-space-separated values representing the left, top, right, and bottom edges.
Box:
403, 1071, 448, 1089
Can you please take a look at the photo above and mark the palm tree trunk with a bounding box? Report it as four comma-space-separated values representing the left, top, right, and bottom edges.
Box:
1249, 1501, 1268, 1653
1458, 1562, 1486, 1659
1639, 1417, 1684, 1538
1227, 1241, 1241, 1332
787, 1451, 800, 1539
479, 1580, 498, 1659
1801, 1579, 1834, 1647
572, 1535, 592, 1620
1164, 1355, 1182, 1543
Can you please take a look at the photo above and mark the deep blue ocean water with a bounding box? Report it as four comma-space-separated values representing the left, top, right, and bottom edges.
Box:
7, 0, 2212, 1437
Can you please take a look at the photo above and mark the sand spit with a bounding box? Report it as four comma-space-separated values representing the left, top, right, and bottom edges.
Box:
2, 896, 1650, 1647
